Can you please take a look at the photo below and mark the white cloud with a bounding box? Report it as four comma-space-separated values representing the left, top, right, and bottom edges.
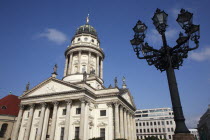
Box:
189, 47, 210, 61
38, 28, 68, 45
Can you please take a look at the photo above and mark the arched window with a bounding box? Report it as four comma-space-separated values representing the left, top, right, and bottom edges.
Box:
0, 123, 8, 137
1, 106, 6, 110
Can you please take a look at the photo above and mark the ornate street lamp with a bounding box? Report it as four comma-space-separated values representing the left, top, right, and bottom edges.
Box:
130, 9, 200, 139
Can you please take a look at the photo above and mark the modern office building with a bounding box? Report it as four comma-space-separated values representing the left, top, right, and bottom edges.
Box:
12, 18, 136, 140
197, 104, 210, 140
189, 129, 199, 140
135, 108, 175, 140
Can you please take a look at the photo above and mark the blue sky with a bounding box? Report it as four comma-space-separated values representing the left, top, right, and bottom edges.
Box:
0, 0, 210, 128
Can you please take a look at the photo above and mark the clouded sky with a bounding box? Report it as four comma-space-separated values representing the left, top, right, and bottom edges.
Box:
0, 0, 209, 128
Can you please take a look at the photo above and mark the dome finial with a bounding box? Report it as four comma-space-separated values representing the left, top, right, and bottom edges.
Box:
86, 14, 90, 24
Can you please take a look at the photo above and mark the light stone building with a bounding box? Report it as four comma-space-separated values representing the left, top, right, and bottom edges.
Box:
135, 108, 175, 140
12, 19, 136, 140
189, 129, 199, 140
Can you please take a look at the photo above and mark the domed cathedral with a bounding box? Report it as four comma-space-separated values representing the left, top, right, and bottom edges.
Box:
12, 17, 136, 140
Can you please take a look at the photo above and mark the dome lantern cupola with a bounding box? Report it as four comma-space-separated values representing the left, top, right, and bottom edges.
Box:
63, 15, 105, 88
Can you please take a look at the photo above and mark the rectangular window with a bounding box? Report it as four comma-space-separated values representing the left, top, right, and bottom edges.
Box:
62, 109, 66, 115
76, 108, 81, 114
38, 111, 41, 117
75, 127, 79, 139
136, 123, 138, 126
151, 129, 153, 133
139, 122, 141, 126
100, 110, 106, 116
170, 121, 173, 125
136, 129, 138, 133
143, 129, 146, 133
169, 135, 171, 139
167, 121, 169, 125
100, 128, 105, 138
162, 121, 164, 125
168, 128, 170, 132
143, 122, 145, 126
163, 128, 165, 132
140, 129, 142, 133
146, 122, 149, 126
159, 128, 161, 132
154, 122, 156, 125
147, 129, 150, 133
171, 128, 174, 132
60, 127, 64, 140
150, 122, 153, 126
158, 121, 160, 125
155, 128, 157, 132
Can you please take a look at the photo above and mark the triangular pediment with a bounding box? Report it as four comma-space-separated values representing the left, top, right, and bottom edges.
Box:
120, 89, 136, 108
21, 77, 83, 98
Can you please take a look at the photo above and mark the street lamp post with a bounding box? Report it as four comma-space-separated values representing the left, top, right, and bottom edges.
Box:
130, 9, 200, 139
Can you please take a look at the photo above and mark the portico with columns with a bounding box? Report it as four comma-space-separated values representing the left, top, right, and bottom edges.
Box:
13, 18, 136, 140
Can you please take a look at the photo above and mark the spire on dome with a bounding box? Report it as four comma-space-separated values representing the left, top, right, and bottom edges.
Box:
86, 14, 90, 24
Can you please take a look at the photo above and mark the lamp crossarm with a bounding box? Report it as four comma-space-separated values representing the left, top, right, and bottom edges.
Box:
172, 37, 190, 51
136, 52, 156, 60
186, 41, 199, 51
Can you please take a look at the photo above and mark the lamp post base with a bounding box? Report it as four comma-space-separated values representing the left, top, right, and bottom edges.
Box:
173, 133, 195, 140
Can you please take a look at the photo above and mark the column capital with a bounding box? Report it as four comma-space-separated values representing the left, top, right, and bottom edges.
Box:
106, 102, 113, 107
40, 102, 47, 107
29, 104, 35, 109
52, 101, 59, 106
19, 104, 25, 110
79, 97, 87, 103
65, 99, 72, 105
113, 101, 120, 107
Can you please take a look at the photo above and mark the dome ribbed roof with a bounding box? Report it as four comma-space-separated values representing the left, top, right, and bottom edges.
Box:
75, 24, 98, 37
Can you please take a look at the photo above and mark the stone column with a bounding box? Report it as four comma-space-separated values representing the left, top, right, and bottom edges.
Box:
79, 98, 86, 140
68, 53, 73, 75
119, 106, 124, 138
88, 52, 91, 73
64, 100, 72, 140
96, 55, 99, 76
84, 102, 90, 140
12, 104, 24, 140
36, 103, 47, 140
127, 112, 131, 140
41, 106, 50, 140
64, 57, 68, 77
100, 60, 103, 79
49, 101, 59, 140
130, 114, 134, 140
114, 102, 120, 139
78, 51, 81, 73
123, 109, 128, 139
132, 115, 137, 140
24, 104, 35, 140
107, 103, 114, 140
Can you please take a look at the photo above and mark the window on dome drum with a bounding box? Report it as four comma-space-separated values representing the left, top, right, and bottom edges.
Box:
75, 127, 79, 139
100, 128, 105, 138
1, 106, 6, 110
91, 39, 94, 43
60, 127, 64, 140
62, 109, 66, 115
78, 38, 81, 41
100, 110, 106, 116
82, 65, 86, 73
0, 123, 8, 137
38, 111, 41, 117
76, 108, 81, 114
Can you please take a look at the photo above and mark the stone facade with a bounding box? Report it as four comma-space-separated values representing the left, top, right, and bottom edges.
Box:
12, 21, 136, 140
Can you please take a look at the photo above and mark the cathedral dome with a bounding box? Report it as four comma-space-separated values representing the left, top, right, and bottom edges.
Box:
75, 23, 98, 37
